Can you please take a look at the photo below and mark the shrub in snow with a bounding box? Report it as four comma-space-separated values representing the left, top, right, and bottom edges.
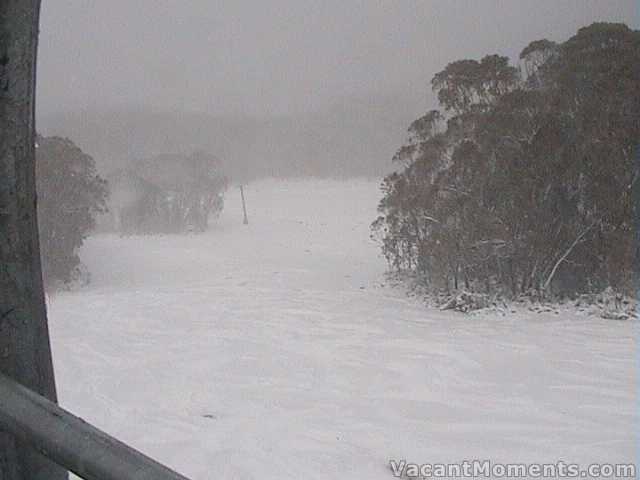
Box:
440, 291, 491, 313
575, 287, 637, 320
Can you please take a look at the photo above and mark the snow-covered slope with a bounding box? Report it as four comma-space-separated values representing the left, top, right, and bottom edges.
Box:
48, 179, 637, 480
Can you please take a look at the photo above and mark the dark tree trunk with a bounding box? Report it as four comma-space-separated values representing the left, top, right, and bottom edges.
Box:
0, 1, 67, 478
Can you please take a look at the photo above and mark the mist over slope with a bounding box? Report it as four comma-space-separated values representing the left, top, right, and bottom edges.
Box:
38, 93, 421, 181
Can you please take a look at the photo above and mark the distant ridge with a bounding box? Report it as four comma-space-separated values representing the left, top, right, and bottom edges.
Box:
38, 93, 423, 182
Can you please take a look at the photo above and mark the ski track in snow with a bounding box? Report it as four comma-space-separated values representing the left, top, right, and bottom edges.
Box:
47, 179, 637, 480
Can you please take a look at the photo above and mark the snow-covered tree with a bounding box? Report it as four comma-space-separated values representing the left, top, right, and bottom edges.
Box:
373, 23, 639, 298
36, 136, 109, 286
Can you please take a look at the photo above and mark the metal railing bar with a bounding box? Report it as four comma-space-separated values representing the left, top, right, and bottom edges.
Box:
0, 372, 192, 480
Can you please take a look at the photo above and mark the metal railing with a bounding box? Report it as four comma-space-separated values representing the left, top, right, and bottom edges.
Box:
0, 372, 192, 480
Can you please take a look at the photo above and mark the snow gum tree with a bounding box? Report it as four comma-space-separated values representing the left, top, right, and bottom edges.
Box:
36, 136, 109, 286
110, 151, 227, 235
373, 23, 640, 298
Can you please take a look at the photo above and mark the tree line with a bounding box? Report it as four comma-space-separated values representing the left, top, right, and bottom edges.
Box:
36, 136, 228, 287
372, 23, 639, 299
106, 152, 228, 236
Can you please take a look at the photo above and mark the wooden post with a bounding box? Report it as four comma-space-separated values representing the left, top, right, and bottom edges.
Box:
0, 372, 192, 480
240, 185, 249, 225
0, 2, 67, 478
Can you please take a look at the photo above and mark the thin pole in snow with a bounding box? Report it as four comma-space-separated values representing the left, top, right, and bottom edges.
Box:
240, 185, 249, 225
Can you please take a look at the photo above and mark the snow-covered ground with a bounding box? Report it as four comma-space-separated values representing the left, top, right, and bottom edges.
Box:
48, 179, 637, 479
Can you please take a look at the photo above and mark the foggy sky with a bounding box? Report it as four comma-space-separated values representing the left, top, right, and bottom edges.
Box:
37, 0, 638, 118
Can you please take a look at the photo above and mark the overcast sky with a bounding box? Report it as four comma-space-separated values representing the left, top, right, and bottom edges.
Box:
37, 0, 638, 118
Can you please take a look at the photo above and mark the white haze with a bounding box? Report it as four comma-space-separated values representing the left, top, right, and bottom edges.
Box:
36, 1, 638, 180
37, 0, 637, 118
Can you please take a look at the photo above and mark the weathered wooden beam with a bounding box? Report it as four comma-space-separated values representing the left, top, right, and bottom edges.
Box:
0, 372, 192, 480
